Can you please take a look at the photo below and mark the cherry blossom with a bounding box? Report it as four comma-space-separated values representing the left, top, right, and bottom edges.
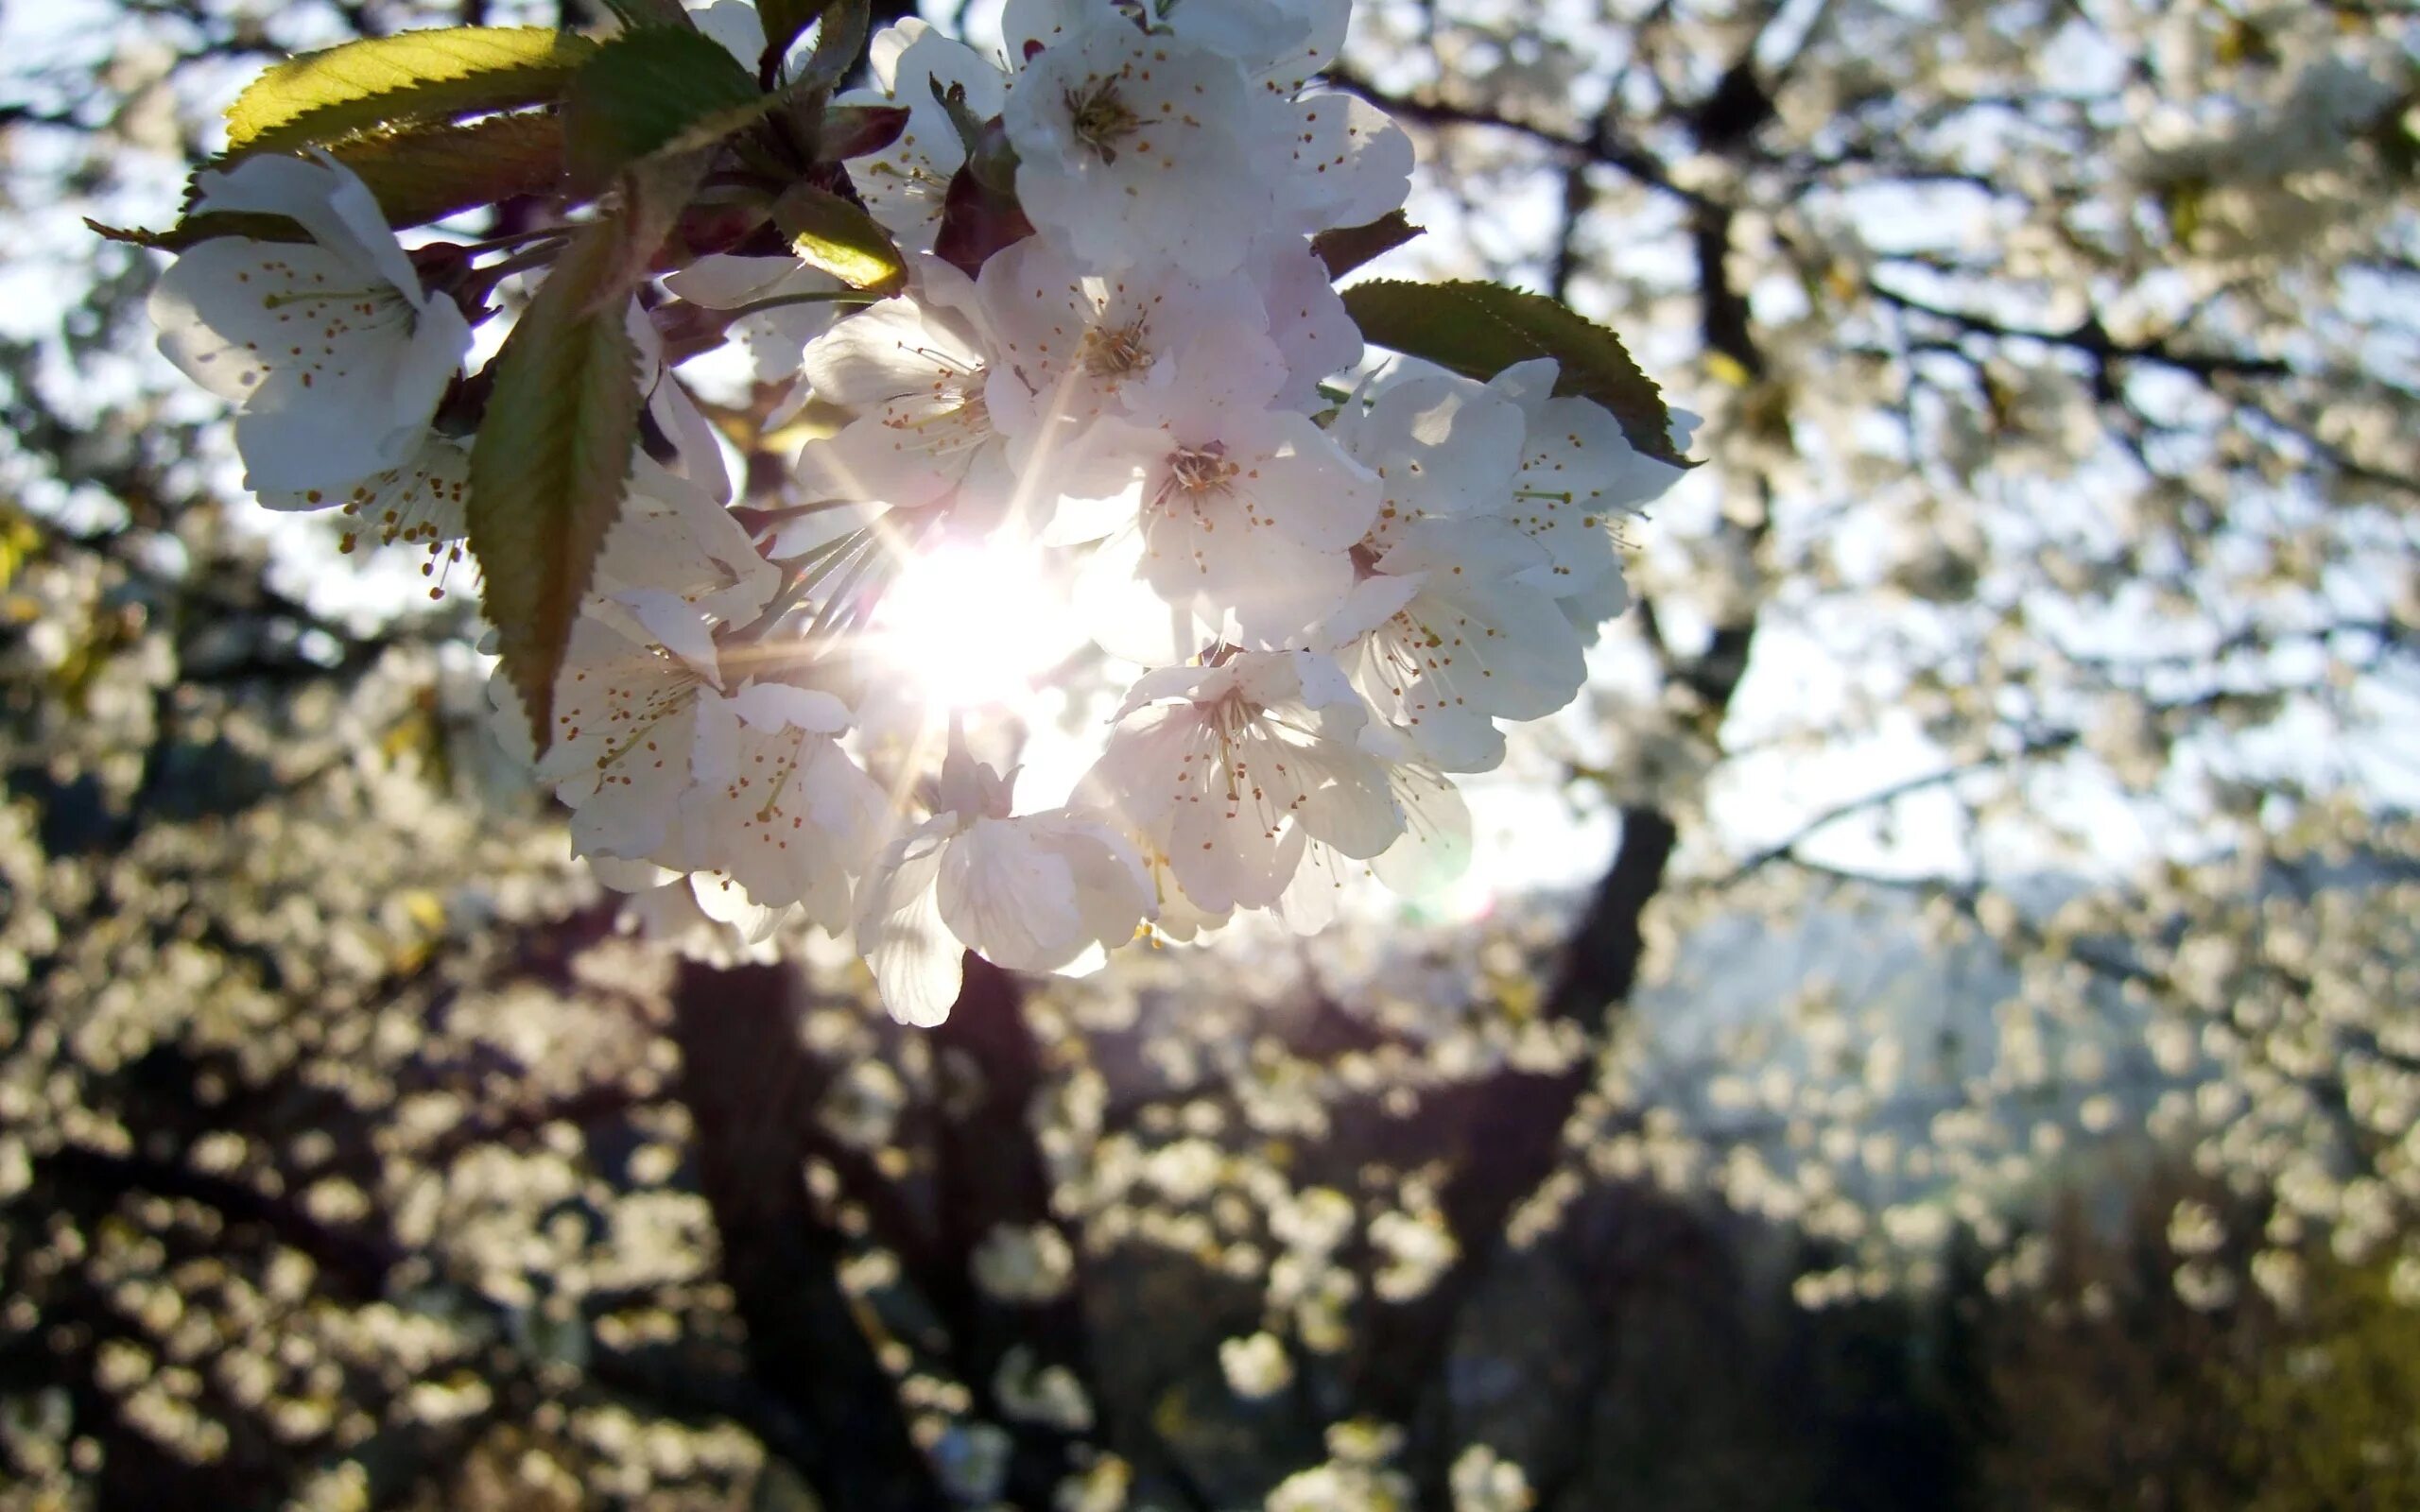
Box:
148, 154, 472, 494
1080, 650, 1404, 915
1335, 518, 1589, 772
138, 0, 1689, 1022
1487, 358, 1685, 601
838, 21, 1010, 256
663, 682, 890, 934
1001, 17, 1273, 278
856, 753, 1152, 1024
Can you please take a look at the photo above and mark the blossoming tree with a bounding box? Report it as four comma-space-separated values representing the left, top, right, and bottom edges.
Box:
113, 0, 1700, 1023
1, 0, 2415, 1505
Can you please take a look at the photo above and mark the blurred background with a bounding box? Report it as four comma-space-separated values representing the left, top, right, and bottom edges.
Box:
2, 0, 2417, 1506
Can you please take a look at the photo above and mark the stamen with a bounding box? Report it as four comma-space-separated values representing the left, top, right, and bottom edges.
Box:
1064, 77, 1142, 163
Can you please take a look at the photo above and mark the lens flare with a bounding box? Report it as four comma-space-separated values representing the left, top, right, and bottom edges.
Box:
871, 540, 1080, 710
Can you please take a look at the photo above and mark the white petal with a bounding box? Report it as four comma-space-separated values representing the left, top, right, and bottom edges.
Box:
729, 680, 854, 732
1370, 765, 1472, 896
1277, 839, 1353, 934
190, 154, 421, 301
689, 871, 793, 943
857, 824, 964, 1026
938, 818, 1084, 970
612, 587, 724, 683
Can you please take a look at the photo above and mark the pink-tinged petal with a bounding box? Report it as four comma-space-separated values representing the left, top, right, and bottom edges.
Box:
857, 823, 964, 1026
938, 817, 1084, 970
729, 680, 854, 733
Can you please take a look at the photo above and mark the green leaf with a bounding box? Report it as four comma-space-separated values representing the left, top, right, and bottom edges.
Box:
795, 0, 869, 94
758, 0, 834, 80
593, 149, 717, 301
562, 27, 769, 197
225, 26, 596, 155
334, 112, 568, 228
771, 180, 907, 293
597, 0, 696, 28
95, 112, 568, 251
90, 211, 304, 251
466, 219, 648, 757
1341, 279, 1690, 466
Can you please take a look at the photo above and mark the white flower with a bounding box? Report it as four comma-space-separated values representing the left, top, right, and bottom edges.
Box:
633, 301, 737, 504
663, 253, 847, 384
1081, 650, 1402, 914
256, 431, 469, 580
686, 0, 770, 71
1277, 90, 1412, 233
976, 233, 1279, 442
1486, 358, 1685, 601
1004, 0, 1404, 235
1057, 382, 1379, 661
1003, 0, 1346, 100
1332, 365, 1528, 553
1279, 758, 1469, 931
590, 856, 786, 965
1450, 1446, 1535, 1512
969, 1222, 1077, 1303
855, 753, 1152, 1024
662, 682, 890, 933
148, 154, 472, 494
1002, 17, 1275, 278
1219, 1332, 1294, 1400
838, 20, 1009, 255
584, 459, 779, 688
1247, 238, 1365, 410
1331, 518, 1587, 772
795, 259, 1025, 527
594, 459, 780, 638
524, 611, 721, 863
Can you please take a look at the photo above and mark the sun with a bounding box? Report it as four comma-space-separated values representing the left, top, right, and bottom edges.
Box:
869, 539, 1082, 710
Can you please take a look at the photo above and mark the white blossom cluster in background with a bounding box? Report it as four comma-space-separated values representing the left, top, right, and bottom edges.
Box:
143, 0, 1691, 1025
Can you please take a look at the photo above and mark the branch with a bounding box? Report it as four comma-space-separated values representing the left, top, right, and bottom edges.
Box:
1719, 729, 2085, 886
1867, 281, 2295, 382
1324, 66, 1713, 211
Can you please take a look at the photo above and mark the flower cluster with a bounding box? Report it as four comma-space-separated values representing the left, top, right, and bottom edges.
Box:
144, 0, 1690, 1024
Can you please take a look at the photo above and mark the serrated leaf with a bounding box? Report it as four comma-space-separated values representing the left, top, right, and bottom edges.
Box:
771, 180, 906, 292
795, 0, 869, 94
90, 211, 305, 251
225, 26, 595, 155
562, 27, 769, 197
95, 113, 568, 251
1341, 279, 1690, 466
1312, 211, 1421, 279
604, 150, 717, 297
334, 112, 568, 228
599, 0, 696, 28
467, 222, 647, 756
759, 0, 834, 81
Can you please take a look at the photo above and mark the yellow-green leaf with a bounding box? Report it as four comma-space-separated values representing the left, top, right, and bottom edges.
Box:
1341, 278, 1690, 466
334, 112, 568, 228
771, 180, 906, 293
94, 112, 569, 250
89, 211, 303, 251
226, 26, 596, 155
